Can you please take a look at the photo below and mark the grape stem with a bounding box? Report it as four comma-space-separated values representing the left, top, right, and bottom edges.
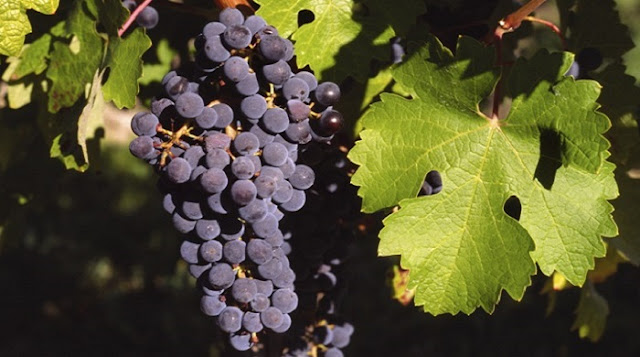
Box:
489, 0, 548, 119
523, 16, 568, 50
118, 0, 154, 37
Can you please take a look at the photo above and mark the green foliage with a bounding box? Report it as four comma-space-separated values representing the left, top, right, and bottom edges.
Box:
571, 282, 609, 342
0, 0, 60, 56
349, 35, 618, 314
255, 0, 425, 82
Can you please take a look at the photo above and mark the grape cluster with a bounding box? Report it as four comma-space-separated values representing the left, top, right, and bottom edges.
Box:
122, 0, 159, 29
129, 7, 345, 353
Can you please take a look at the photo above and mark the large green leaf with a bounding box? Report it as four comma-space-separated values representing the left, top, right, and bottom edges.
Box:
0, 0, 59, 56
45, 0, 103, 113
255, 0, 425, 82
348, 35, 618, 314
102, 27, 152, 108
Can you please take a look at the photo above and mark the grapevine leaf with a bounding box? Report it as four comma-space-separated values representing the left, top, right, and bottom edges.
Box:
590, 63, 640, 164
91, 0, 128, 36
348, 35, 617, 314
255, 0, 425, 82
7, 81, 35, 109
571, 282, 609, 342
46, 0, 103, 113
561, 0, 633, 58
78, 69, 105, 165
102, 27, 152, 108
7, 33, 52, 80
0, 0, 59, 56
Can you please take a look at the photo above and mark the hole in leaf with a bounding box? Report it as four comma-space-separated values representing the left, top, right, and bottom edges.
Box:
534, 128, 563, 190
298, 10, 315, 27
504, 195, 521, 221
418, 170, 442, 196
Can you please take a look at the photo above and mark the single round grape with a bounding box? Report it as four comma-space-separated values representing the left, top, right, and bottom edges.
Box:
289, 164, 315, 190
201, 294, 226, 316
238, 198, 268, 223
331, 326, 352, 348
282, 77, 310, 100
324, 348, 344, 357
262, 60, 291, 85
273, 267, 295, 288
131, 112, 159, 136
254, 173, 278, 198
181, 199, 203, 220
206, 192, 228, 214
272, 288, 298, 314
265, 229, 284, 247
166, 157, 192, 183
232, 278, 258, 303
233, 132, 260, 156
565, 60, 580, 78
287, 99, 310, 122
196, 219, 221, 240
261, 108, 289, 134
231, 180, 257, 206
260, 307, 284, 330
183, 145, 205, 168
122, 0, 136, 12
172, 212, 196, 233
212, 103, 234, 128
218, 306, 244, 333
249, 155, 262, 173
200, 167, 228, 193
203, 21, 226, 38
247, 238, 274, 265
204, 132, 231, 152
283, 39, 294, 61
257, 258, 283, 280
223, 239, 246, 264
165, 76, 189, 100
204, 35, 230, 62
180, 240, 200, 264
313, 325, 334, 345
151, 97, 173, 116
318, 109, 344, 135
223, 25, 252, 49
259, 35, 287, 62
129, 135, 156, 159
219, 7, 244, 26
244, 15, 267, 35
162, 193, 176, 214
271, 313, 291, 333
284, 119, 312, 144
205, 148, 230, 169
242, 311, 264, 333
294, 71, 317, 91
231, 156, 256, 180
262, 142, 289, 166
272, 179, 293, 203
252, 214, 279, 239
254, 280, 273, 297
256, 25, 278, 38
240, 94, 267, 119
236, 72, 260, 96
191, 165, 205, 180
223, 56, 250, 82
315, 81, 341, 106
280, 189, 306, 212
161, 71, 176, 85
187, 82, 199, 93
175, 92, 204, 118
229, 333, 252, 351
195, 106, 218, 129
208, 262, 235, 289
136, 6, 159, 29
202, 285, 222, 297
